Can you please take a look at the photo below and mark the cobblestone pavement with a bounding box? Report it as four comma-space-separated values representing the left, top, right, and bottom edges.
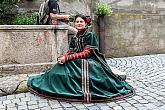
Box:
1, 54, 165, 110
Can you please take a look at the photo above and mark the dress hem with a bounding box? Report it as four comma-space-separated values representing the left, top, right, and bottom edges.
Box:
28, 86, 135, 103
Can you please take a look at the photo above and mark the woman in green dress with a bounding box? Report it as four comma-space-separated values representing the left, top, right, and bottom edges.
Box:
27, 14, 134, 102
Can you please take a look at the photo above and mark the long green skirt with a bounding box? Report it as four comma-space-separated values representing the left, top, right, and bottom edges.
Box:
27, 58, 134, 102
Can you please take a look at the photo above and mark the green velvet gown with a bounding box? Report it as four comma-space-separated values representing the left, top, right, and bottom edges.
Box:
27, 30, 134, 102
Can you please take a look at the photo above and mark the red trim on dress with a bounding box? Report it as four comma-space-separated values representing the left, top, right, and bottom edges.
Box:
65, 48, 91, 61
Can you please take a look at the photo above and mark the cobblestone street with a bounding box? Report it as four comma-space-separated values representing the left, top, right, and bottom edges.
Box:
1, 54, 165, 110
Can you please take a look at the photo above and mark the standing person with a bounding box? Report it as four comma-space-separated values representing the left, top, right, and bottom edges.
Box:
38, 0, 60, 25
38, 0, 71, 25
27, 14, 134, 102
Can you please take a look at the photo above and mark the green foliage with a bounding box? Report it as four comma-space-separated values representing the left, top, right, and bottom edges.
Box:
0, 0, 20, 4
69, 15, 74, 22
96, 2, 113, 16
0, 0, 20, 14
12, 13, 38, 25
0, 17, 13, 25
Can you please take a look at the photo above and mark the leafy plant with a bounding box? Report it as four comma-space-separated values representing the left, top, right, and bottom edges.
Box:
95, 2, 113, 16
12, 13, 38, 25
0, 0, 20, 16
69, 15, 74, 22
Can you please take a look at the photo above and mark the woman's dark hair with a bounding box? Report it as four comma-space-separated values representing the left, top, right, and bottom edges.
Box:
74, 14, 92, 26
74, 14, 87, 23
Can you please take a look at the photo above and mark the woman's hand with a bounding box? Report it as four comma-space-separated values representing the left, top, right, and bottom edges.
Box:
57, 56, 66, 64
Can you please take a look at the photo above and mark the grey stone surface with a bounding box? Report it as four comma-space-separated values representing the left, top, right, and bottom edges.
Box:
0, 54, 165, 110
2, 0, 165, 60
0, 25, 69, 64
0, 74, 28, 95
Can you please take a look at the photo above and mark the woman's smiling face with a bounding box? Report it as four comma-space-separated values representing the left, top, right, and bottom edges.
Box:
74, 17, 86, 31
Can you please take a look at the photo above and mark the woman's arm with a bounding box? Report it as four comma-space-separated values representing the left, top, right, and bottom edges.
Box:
65, 48, 91, 61
57, 48, 91, 64
63, 48, 73, 56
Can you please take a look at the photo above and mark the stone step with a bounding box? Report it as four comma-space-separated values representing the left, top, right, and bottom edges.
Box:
0, 64, 126, 96
0, 62, 54, 77
0, 73, 42, 96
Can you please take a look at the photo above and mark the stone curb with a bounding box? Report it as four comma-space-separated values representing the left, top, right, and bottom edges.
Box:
0, 63, 126, 96
0, 62, 54, 76
0, 73, 40, 96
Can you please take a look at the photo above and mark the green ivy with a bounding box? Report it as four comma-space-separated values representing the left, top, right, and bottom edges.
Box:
0, 0, 20, 15
12, 13, 38, 25
69, 15, 74, 22
96, 2, 113, 16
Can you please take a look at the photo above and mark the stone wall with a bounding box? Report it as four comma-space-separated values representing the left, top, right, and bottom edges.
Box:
11, 0, 165, 57
104, 14, 165, 57
102, 0, 165, 57
18, 0, 93, 16
0, 25, 68, 64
